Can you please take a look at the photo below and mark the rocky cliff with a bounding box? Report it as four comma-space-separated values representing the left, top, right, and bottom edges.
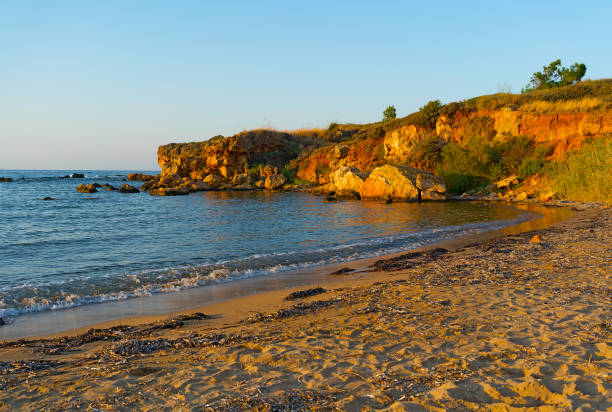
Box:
158, 130, 295, 180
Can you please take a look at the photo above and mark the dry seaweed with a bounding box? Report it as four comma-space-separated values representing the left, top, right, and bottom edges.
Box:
285, 287, 326, 300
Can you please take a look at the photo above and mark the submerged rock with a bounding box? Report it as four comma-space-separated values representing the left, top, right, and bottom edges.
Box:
60, 173, 84, 179
118, 184, 140, 193
76, 184, 97, 193
149, 187, 189, 196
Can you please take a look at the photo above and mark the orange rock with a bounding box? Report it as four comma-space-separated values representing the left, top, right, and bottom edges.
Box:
530, 234, 542, 243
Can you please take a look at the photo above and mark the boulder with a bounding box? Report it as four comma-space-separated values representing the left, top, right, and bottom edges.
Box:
189, 181, 212, 192
494, 175, 519, 190
359, 165, 420, 201
232, 173, 250, 186
203, 174, 223, 188
149, 187, 189, 196
233, 183, 254, 191
76, 184, 97, 193
415, 172, 446, 193
0, 177, 13, 182
330, 166, 365, 198
359, 164, 446, 201
140, 180, 156, 191
254, 180, 266, 189
264, 174, 287, 190
118, 184, 140, 193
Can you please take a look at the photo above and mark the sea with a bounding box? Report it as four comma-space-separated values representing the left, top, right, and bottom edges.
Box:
0, 170, 537, 328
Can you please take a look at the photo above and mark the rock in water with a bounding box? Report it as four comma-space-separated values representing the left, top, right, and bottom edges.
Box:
149, 187, 189, 196
0, 318, 4, 326
127, 173, 156, 181
264, 174, 287, 190
118, 184, 140, 193
76, 184, 97, 193
0, 177, 13, 182
42, 196, 54, 201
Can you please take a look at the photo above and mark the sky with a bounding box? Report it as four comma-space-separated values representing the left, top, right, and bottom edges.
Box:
1, 1, 611, 170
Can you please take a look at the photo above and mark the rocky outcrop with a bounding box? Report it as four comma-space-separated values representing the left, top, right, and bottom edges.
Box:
359, 165, 446, 201
119, 184, 140, 193
149, 187, 189, 196
76, 184, 97, 193
158, 131, 294, 181
60, 173, 85, 179
127, 173, 156, 181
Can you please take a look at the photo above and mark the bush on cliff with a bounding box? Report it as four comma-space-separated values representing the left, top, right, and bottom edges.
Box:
523, 59, 587, 92
545, 137, 612, 202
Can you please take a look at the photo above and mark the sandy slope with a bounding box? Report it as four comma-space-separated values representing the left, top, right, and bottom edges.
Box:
0, 205, 610, 411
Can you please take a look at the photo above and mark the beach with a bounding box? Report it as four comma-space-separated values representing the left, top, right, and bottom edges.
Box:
0, 202, 609, 410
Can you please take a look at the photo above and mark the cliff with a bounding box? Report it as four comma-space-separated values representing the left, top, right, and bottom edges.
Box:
156, 79, 611, 202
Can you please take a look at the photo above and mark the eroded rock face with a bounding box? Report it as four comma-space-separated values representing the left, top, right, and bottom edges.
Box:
359, 165, 446, 201
157, 131, 293, 181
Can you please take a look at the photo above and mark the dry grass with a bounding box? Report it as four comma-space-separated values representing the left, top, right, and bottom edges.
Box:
521, 97, 609, 114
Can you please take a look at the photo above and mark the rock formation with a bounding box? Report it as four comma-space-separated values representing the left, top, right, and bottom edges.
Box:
359, 165, 447, 201
118, 184, 140, 193
0, 177, 13, 182
76, 184, 97, 193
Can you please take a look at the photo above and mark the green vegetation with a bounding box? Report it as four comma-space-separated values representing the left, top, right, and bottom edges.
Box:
524, 59, 587, 92
545, 137, 611, 202
415, 100, 443, 127
383, 105, 397, 122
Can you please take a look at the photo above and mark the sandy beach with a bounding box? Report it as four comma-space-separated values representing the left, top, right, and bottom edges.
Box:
0, 203, 610, 411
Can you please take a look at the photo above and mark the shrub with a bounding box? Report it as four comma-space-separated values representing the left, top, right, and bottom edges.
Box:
415, 100, 443, 127
545, 137, 612, 202
442, 173, 489, 195
328, 122, 338, 131
407, 135, 446, 170
518, 158, 546, 179
383, 105, 397, 122
524, 59, 587, 92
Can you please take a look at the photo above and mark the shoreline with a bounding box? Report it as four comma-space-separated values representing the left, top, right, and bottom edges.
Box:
0, 201, 575, 341
0, 203, 609, 410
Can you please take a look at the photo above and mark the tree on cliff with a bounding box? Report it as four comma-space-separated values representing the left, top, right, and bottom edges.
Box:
383, 105, 397, 122
524, 59, 587, 91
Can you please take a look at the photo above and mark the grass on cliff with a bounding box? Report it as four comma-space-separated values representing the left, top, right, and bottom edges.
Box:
544, 137, 612, 203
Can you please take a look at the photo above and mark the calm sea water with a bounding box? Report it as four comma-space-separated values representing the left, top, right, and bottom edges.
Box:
0, 170, 534, 322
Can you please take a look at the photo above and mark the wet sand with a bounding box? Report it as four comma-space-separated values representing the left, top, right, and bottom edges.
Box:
0, 203, 610, 410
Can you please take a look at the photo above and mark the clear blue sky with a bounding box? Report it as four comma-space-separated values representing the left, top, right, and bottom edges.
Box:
1, 1, 610, 170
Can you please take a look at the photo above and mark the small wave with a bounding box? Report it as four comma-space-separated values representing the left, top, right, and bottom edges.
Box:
0, 214, 533, 321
